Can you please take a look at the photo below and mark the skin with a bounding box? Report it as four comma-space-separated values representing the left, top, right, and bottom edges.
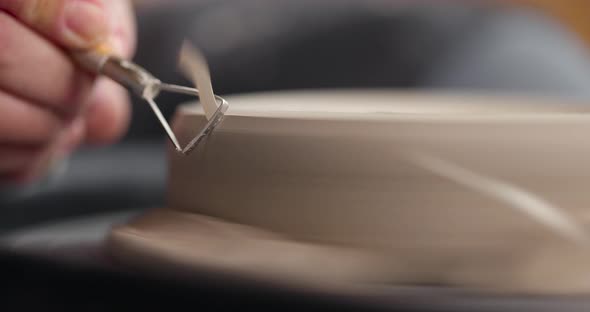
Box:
0, 0, 137, 185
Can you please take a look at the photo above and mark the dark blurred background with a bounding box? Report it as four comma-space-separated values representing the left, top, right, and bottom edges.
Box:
126, 0, 590, 140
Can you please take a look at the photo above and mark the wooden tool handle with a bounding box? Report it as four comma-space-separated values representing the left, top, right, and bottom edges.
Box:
70, 42, 160, 98
70, 42, 115, 75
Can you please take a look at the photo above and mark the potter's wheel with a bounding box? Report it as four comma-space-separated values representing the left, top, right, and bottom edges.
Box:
3, 91, 590, 311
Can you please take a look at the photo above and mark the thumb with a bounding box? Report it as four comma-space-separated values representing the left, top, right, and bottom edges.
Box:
0, 0, 109, 49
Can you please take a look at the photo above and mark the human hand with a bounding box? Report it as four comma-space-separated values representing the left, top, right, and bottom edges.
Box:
0, 0, 136, 185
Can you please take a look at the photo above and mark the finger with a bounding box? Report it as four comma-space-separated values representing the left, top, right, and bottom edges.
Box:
54, 117, 86, 155
0, 0, 109, 49
17, 117, 86, 184
84, 78, 131, 145
81, 0, 135, 145
103, 0, 136, 58
0, 89, 62, 144
0, 12, 94, 116
0, 144, 43, 172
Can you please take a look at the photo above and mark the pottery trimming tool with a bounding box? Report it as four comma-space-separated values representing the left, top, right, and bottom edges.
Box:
72, 41, 229, 155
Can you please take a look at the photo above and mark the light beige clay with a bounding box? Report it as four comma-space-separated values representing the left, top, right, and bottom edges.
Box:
107, 90, 590, 295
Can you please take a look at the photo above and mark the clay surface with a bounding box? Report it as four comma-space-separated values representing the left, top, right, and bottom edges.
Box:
107, 90, 590, 295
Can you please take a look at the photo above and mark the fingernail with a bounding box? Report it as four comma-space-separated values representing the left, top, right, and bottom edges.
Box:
26, 118, 83, 182
63, 0, 108, 47
67, 119, 85, 152
21, 153, 53, 186
59, 118, 85, 154
22, 151, 69, 187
